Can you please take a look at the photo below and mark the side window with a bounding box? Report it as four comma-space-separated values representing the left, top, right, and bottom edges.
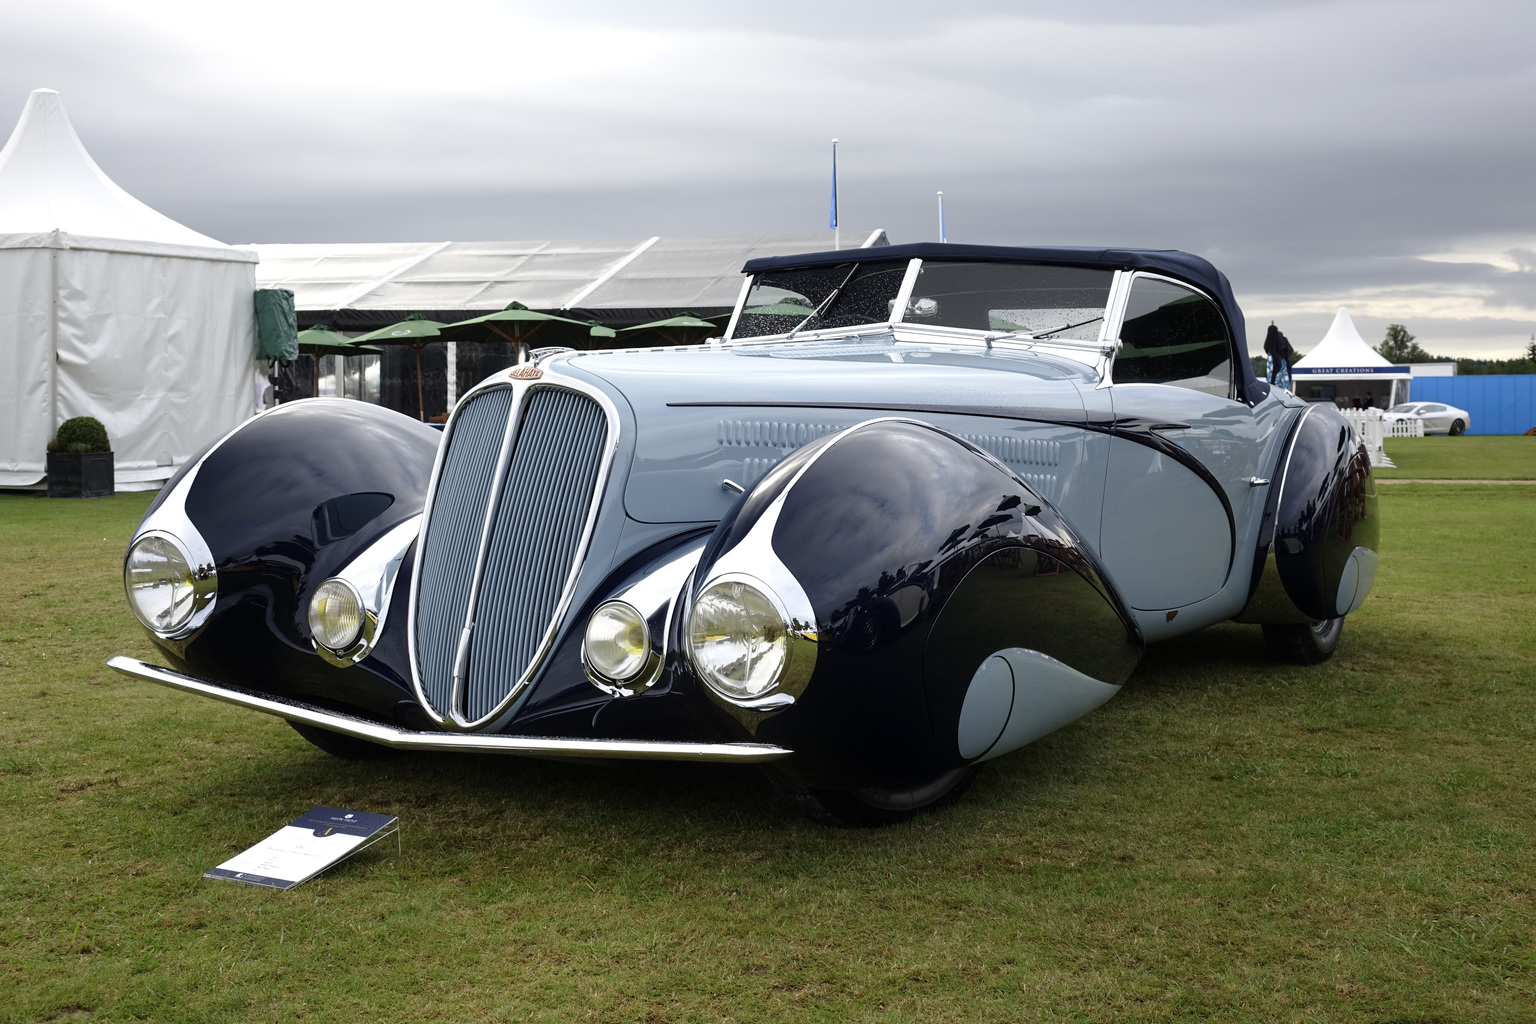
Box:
1114, 277, 1233, 398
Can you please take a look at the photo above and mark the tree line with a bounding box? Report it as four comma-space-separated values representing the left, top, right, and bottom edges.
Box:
1375, 324, 1536, 375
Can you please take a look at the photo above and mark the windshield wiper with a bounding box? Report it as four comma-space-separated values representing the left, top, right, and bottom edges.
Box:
1034, 314, 1104, 339
787, 263, 860, 340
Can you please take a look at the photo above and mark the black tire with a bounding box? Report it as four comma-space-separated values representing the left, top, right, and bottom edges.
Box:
288, 721, 396, 759
1262, 616, 1344, 665
766, 765, 978, 827
1449, 419, 1466, 436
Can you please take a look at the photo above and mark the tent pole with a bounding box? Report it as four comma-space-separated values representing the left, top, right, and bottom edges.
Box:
313, 354, 319, 398
414, 345, 425, 421
48, 248, 59, 440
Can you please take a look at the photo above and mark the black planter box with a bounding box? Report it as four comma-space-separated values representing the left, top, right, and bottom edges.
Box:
47, 451, 115, 498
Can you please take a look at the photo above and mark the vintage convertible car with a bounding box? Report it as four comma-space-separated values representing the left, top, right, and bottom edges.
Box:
111, 243, 1379, 824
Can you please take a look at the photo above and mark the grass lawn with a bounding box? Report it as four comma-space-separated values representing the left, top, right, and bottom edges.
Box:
2, 485, 1533, 1022
1378, 434, 1536, 479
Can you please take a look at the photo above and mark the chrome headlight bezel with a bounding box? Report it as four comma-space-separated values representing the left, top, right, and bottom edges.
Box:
580, 540, 706, 700
306, 516, 421, 669
581, 600, 658, 696
308, 577, 372, 662
123, 529, 218, 639
685, 570, 817, 711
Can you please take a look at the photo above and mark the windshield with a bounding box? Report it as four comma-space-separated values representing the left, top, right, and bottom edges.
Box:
731, 258, 1117, 342
1387, 403, 1418, 413
904, 262, 1114, 341
732, 261, 909, 339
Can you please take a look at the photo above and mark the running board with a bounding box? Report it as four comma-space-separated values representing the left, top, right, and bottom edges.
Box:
106, 656, 792, 763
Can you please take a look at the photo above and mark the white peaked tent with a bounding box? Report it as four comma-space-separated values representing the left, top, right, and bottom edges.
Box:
1290, 307, 1411, 407
0, 89, 259, 489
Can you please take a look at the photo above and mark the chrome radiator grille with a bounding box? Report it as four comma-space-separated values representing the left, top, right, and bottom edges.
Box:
412, 384, 611, 725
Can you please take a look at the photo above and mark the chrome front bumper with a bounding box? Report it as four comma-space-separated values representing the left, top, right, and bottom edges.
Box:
107, 656, 792, 763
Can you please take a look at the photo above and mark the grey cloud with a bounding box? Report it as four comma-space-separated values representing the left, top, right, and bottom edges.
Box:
3, 0, 1535, 354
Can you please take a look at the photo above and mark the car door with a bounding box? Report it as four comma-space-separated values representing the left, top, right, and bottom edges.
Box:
1098, 273, 1262, 614
1418, 404, 1448, 433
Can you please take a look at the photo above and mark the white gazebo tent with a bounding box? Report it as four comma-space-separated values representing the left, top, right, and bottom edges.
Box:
1289, 307, 1411, 408
0, 88, 259, 490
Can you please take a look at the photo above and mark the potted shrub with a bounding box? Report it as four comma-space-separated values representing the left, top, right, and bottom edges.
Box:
47, 417, 114, 498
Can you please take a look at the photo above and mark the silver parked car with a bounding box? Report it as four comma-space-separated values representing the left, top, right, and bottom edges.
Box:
1384, 401, 1471, 436
112, 243, 1380, 824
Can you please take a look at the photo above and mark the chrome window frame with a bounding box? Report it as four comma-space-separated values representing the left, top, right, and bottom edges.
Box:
407, 367, 622, 731
1102, 271, 1240, 401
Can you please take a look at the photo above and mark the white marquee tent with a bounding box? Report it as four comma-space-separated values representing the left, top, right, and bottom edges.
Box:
1290, 307, 1411, 407
248, 230, 890, 318
0, 89, 259, 489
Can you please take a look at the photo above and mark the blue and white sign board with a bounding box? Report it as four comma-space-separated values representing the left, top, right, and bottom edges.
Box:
205, 806, 399, 891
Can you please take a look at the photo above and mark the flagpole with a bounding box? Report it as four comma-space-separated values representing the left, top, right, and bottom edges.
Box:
937, 191, 946, 243
830, 138, 839, 250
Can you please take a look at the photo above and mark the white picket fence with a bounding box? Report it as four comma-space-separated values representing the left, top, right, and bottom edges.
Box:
1385, 416, 1425, 438
1340, 408, 1420, 468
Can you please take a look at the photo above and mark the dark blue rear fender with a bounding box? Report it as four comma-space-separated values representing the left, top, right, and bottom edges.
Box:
1238, 403, 1380, 624
140, 400, 441, 718
688, 419, 1142, 790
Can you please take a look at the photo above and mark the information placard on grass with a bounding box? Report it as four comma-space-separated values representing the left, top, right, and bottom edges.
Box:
205, 806, 398, 891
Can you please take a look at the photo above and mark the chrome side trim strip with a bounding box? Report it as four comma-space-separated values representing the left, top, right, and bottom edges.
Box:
106, 657, 792, 763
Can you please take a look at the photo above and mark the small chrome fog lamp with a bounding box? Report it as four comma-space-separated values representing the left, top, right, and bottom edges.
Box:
584, 601, 650, 685
308, 578, 364, 651
124, 531, 214, 636
686, 578, 790, 701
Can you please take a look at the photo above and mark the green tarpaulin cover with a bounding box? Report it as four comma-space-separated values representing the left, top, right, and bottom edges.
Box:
254, 288, 298, 360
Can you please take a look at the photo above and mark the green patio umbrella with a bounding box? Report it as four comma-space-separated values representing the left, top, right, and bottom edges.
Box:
438, 302, 616, 354
351, 316, 447, 421
296, 326, 381, 398
618, 312, 721, 347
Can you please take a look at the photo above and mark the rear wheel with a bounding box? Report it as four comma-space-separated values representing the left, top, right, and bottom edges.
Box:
767, 765, 978, 827
1262, 616, 1343, 665
1449, 419, 1466, 436
288, 721, 395, 759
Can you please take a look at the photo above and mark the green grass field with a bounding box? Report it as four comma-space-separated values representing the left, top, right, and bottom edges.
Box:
2, 485, 1533, 1022
1378, 435, 1536, 479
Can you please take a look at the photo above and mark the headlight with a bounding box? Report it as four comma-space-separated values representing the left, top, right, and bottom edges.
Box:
583, 601, 650, 683
687, 578, 789, 701
124, 532, 209, 635
309, 579, 364, 651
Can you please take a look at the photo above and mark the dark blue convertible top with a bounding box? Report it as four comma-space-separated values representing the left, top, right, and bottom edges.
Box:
743, 242, 1259, 398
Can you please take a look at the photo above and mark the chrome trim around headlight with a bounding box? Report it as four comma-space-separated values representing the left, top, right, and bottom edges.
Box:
583, 538, 705, 698
124, 529, 217, 639
688, 454, 828, 714
312, 515, 421, 668
686, 570, 814, 711
125, 475, 218, 643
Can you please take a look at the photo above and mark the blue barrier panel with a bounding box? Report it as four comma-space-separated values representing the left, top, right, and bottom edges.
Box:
1413, 375, 1536, 435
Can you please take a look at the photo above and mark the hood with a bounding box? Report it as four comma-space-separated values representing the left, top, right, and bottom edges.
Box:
558, 334, 1094, 523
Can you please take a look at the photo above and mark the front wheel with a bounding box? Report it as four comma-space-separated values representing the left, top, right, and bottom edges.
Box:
1449, 419, 1466, 436
766, 766, 978, 827
1262, 616, 1343, 665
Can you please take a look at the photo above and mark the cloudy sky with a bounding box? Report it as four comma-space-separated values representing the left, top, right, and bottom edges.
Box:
3, 0, 1534, 356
